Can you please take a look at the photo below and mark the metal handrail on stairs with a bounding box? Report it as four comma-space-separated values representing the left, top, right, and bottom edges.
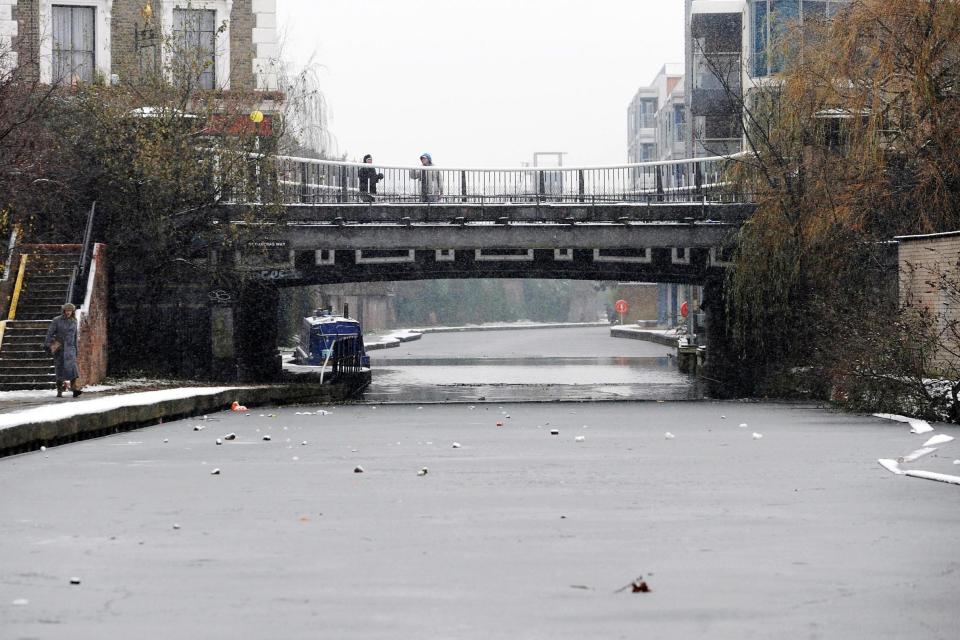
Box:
0, 254, 29, 351
67, 202, 97, 306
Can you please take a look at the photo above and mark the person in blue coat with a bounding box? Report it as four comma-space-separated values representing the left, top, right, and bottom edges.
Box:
409, 153, 442, 203
44, 303, 83, 398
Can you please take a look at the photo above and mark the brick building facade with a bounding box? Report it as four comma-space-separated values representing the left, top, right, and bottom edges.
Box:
3, 0, 278, 90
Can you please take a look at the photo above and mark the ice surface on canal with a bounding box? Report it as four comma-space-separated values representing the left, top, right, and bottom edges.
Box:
374, 360, 686, 385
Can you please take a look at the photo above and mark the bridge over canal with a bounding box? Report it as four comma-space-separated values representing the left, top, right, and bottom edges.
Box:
223, 153, 755, 286
115, 154, 756, 383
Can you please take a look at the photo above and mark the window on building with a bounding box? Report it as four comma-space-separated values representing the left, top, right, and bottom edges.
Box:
751, 1, 850, 77
673, 104, 686, 143
52, 5, 95, 84
769, 0, 800, 74
640, 143, 657, 162
805, 0, 828, 20
752, 0, 768, 77
172, 8, 217, 90
639, 98, 658, 129
826, 0, 850, 17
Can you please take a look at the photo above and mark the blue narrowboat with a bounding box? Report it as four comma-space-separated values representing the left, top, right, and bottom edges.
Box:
296, 309, 370, 368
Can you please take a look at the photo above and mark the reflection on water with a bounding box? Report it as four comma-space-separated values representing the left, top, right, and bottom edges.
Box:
362, 355, 704, 403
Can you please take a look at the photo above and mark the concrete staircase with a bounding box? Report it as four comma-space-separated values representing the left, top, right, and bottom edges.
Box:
0, 253, 79, 391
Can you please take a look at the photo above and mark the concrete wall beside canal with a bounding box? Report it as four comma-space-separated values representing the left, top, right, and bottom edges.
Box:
0, 375, 371, 458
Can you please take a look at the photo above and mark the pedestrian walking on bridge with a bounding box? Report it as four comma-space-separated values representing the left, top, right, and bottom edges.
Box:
358, 154, 384, 202
44, 303, 83, 398
410, 152, 442, 203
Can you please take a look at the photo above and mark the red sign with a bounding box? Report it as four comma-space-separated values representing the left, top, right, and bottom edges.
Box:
680, 301, 689, 318
614, 299, 629, 314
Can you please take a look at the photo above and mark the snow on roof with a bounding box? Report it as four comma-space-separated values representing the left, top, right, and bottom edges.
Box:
895, 230, 960, 242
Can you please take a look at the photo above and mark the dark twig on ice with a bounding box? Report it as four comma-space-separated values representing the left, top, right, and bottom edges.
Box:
614, 576, 651, 593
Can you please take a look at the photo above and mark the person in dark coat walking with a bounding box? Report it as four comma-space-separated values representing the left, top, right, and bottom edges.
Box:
44, 302, 82, 398
358, 154, 384, 202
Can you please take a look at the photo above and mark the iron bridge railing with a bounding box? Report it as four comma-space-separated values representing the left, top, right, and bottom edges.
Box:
229, 153, 752, 206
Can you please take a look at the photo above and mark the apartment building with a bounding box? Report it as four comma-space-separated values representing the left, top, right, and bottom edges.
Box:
1, 0, 279, 91
684, 0, 851, 157
626, 63, 685, 165
625, 65, 692, 326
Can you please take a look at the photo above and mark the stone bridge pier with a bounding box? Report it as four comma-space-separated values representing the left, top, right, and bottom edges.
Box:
700, 275, 737, 398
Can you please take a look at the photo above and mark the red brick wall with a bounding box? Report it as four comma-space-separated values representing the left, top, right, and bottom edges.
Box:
611, 284, 659, 323
78, 244, 108, 385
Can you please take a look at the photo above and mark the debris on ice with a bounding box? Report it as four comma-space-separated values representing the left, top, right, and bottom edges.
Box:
923, 434, 954, 447
897, 447, 937, 464
903, 470, 960, 486
873, 413, 934, 434
877, 459, 906, 475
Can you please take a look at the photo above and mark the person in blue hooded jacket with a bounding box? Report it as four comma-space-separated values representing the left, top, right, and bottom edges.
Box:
409, 153, 442, 202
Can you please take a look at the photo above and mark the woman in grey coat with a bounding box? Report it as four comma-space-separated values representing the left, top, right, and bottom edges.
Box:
409, 153, 443, 203
44, 303, 83, 398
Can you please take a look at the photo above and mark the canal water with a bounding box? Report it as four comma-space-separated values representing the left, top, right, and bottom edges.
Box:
363, 325, 705, 403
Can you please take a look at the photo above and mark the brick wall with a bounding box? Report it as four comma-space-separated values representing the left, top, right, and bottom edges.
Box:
12, 0, 267, 89
78, 244, 108, 385
115, 0, 257, 90
611, 284, 659, 323
898, 233, 960, 372
229, 0, 255, 91
11, 0, 37, 81
111, 0, 142, 86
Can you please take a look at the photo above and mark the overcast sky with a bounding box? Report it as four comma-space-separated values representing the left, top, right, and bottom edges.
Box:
276, 1, 685, 167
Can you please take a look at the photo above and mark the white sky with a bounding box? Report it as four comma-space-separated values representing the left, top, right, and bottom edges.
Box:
277, 0, 685, 167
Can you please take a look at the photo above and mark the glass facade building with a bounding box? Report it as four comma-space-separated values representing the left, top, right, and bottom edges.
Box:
750, 0, 850, 77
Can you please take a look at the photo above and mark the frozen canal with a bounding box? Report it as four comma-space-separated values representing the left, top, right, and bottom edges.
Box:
365, 325, 704, 402
1, 327, 958, 639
